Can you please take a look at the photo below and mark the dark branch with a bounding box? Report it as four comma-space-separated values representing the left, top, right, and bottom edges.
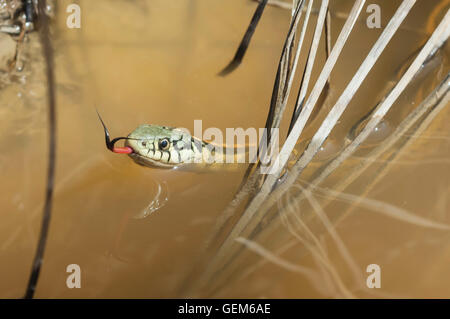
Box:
218, 0, 268, 76
24, 0, 56, 299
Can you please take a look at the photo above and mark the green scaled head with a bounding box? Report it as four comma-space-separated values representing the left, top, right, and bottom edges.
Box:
125, 124, 194, 169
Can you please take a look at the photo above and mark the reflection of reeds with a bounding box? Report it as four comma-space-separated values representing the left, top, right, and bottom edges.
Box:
180, 0, 450, 297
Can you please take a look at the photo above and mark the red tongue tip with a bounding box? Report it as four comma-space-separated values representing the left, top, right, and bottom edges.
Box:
112, 146, 133, 154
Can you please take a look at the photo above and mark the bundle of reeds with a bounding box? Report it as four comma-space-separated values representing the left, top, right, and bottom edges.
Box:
179, 0, 450, 298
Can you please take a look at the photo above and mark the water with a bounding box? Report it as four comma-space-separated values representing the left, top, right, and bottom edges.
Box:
0, 0, 449, 298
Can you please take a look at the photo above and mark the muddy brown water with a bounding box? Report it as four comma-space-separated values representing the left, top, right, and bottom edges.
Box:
0, 0, 449, 298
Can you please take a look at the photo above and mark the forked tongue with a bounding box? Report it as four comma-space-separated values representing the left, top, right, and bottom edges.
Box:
97, 110, 133, 154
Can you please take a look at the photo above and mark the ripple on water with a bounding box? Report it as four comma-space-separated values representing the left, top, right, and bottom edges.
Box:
313, 137, 344, 162
359, 120, 393, 147
133, 180, 169, 219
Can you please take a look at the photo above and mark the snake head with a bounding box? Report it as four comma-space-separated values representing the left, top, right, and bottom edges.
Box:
125, 124, 195, 169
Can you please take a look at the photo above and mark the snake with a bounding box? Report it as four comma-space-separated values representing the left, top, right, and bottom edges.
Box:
98, 113, 250, 170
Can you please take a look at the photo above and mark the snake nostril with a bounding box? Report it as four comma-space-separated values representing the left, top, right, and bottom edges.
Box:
141, 141, 147, 147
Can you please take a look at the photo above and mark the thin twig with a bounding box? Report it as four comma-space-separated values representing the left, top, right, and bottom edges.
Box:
289, 0, 328, 132
24, 0, 56, 299
235, 237, 316, 276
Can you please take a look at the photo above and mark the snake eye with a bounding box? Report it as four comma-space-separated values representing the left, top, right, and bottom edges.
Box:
158, 138, 170, 151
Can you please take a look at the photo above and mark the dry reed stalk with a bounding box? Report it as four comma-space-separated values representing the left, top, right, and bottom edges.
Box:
252, 73, 450, 263
184, 1, 449, 297
206, 0, 308, 250
221, 43, 449, 301
209, 0, 364, 264
193, 0, 365, 295
235, 3, 449, 285
291, 0, 327, 123
328, 75, 450, 229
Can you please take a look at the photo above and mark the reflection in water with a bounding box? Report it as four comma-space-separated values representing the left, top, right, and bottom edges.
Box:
134, 180, 169, 219
346, 44, 447, 149
351, 119, 394, 148
313, 137, 344, 162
